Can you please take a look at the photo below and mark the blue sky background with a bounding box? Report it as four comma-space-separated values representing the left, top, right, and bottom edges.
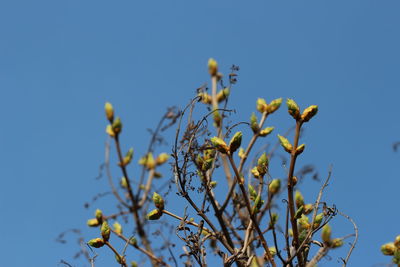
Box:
1, 1, 399, 266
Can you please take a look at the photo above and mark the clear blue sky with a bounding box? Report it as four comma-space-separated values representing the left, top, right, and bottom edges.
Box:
1, 1, 399, 266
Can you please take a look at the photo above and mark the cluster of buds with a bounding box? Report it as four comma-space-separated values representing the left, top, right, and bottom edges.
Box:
268, 179, 281, 195
146, 192, 165, 221
139, 152, 170, 171
119, 148, 134, 167
104, 102, 124, 138
321, 224, 344, 249
198, 87, 230, 105
286, 98, 318, 123
195, 148, 215, 173
87, 209, 103, 227
210, 132, 242, 155
381, 235, 400, 264
87, 220, 111, 249
256, 97, 282, 114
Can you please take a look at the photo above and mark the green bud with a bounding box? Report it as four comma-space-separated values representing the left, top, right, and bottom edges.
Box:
257, 153, 269, 177
278, 135, 293, 153
299, 229, 308, 243
129, 237, 137, 246
131, 261, 138, 267
269, 213, 279, 228
211, 137, 229, 154
210, 181, 217, 188
259, 126, 274, 137
87, 238, 105, 248
112, 117, 122, 134
115, 254, 124, 264
268, 246, 277, 257
213, 111, 222, 127
381, 242, 395, 255
298, 214, 310, 230
301, 105, 318, 122
95, 209, 103, 222
295, 191, 304, 209
303, 204, 313, 215
208, 58, 218, 76
121, 148, 134, 166
267, 98, 282, 114
256, 98, 268, 113
250, 112, 259, 133
286, 98, 300, 120
313, 213, 324, 229
104, 102, 114, 122
248, 184, 257, 200
203, 149, 215, 160
321, 224, 331, 243
252, 195, 263, 214
394, 235, 400, 249
101, 221, 110, 241
268, 179, 281, 195
106, 124, 115, 137
113, 222, 123, 235
152, 192, 165, 210
251, 166, 260, 178
146, 209, 162, 220
217, 88, 230, 102
198, 92, 212, 104
295, 206, 304, 219
156, 153, 170, 165
202, 158, 213, 171
120, 176, 128, 189
331, 238, 344, 248
229, 131, 242, 153
295, 144, 305, 155
87, 218, 100, 227
238, 147, 245, 159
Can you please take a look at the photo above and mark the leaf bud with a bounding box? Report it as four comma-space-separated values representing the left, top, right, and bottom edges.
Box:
112, 117, 122, 134
213, 111, 222, 127
256, 98, 268, 113
295, 144, 305, 155
229, 131, 242, 153
381, 242, 396, 255
313, 213, 324, 229
295, 191, 304, 209
113, 222, 123, 235
238, 147, 245, 159
331, 238, 344, 248
217, 88, 230, 102
101, 221, 110, 241
129, 237, 137, 246
208, 58, 218, 76
95, 209, 103, 222
394, 235, 400, 249
292, 176, 298, 186
268, 179, 281, 195
301, 105, 318, 122
87, 238, 105, 248
156, 153, 170, 165
252, 195, 263, 214
211, 137, 229, 154
257, 153, 269, 177
87, 218, 100, 227
321, 224, 331, 243
259, 127, 274, 137
210, 181, 217, 188
250, 112, 259, 133
303, 204, 313, 215
120, 177, 128, 189
131, 261, 138, 267
146, 209, 162, 220
251, 167, 260, 178
295, 206, 304, 219
120, 148, 134, 166
115, 254, 125, 264
286, 98, 300, 120
248, 184, 257, 200
106, 125, 115, 137
152, 192, 165, 210
278, 135, 293, 153
267, 98, 282, 114
269, 213, 279, 228
104, 102, 114, 122
198, 92, 212, 104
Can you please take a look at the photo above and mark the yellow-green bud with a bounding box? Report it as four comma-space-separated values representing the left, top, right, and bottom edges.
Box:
210, 181, 217, 188
292, 176, 298, 185
295, 191, 304, 209
129, 237, 137, 246
87, 238, 105, 248
104, 102, 114, 122
140, 153, 155, 169
113, 222, 122, 235
269, 179, 281, 195
208, 58, 218, 76
202, 158, 213, 171
301, 105, 318, 122
313, 213, 324, 229
259, 127, 274, 137
213, 111, 222, 127
198, 92, 212, 104
295, 206, 304, 219
152, 192, 164, 210
332, 238, 344, 248
250, 112, 259, 133
229, 131, 242, 153
211, 137, 229, 154
146, 209, 162, 220
156, 153, 170, 165
321, 224, 331, 243
101, 221, 110, 241
381, 242, 395, 255
298, 214, 310, 230
278, 135, 293, 153
238, 147, 245, 159
252, 195, 263, 214
217, 88, 230, 102
269, 213, 279, 228
106, 124, 115, 137
286, 98, 300, 120
248, 184, 257, 200
394, 235, 400, 249
268, 246, 277, 257
112, 117, 122, 134
256, 98, 268, 113
204, 149, 215, 160
257, 153, 269, 177
120, 148, 134, 166
120, 176, 128, 188
95, 209, 103, 221
87, 218, 100, 227
131, 261, 138, 267
251, 166, 260, 178
267, 98, 282, 114
303, 204, 313, 215
115, 254, 124, 264
295, 144, 305, 155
